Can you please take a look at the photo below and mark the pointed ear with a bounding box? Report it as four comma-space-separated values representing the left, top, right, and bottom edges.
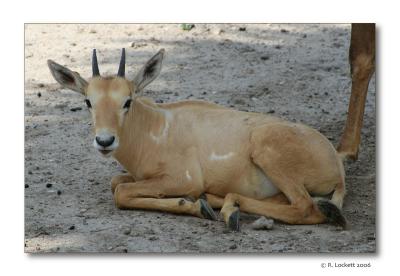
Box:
132, 49, 164, 93
47, 60, 88, 94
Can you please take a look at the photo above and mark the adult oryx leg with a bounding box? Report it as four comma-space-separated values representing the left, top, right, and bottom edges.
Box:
337, 23, 375, 160
114, 177, 217, 220
111, 174, 135, 194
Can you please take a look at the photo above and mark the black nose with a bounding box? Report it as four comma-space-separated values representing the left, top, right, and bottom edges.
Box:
95, 136, 115, 148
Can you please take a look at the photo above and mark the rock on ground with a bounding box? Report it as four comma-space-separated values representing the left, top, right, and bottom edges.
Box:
251, 217, 274, 230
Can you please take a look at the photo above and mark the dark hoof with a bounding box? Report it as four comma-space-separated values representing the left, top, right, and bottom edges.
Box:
317, 200, 347, 229
228, 209, 240, 232
199, 199, 218, 221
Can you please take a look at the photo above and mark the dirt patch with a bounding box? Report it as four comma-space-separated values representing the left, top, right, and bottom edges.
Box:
24, 24, 375, 253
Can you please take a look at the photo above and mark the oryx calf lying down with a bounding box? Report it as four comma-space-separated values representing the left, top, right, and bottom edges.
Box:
48, 49, 347, 231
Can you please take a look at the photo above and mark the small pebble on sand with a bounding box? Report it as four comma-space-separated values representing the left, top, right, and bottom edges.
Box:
123, 228, 131, 235
251, 217, 274, 230
229, 244, 237, 250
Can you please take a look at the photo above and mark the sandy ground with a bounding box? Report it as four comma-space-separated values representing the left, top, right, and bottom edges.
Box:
24, 24, 376, 253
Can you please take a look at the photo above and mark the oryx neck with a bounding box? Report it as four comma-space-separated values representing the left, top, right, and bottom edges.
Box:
132, 97, 169, 126
113, 97, 171, 175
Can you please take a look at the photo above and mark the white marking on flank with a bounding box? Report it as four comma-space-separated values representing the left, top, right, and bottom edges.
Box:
209, 151, 235, 161
185, 170, 192, 181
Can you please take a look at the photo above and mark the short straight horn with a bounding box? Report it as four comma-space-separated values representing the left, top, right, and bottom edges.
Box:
117, 48, 126, 77
92, 49, 100, 76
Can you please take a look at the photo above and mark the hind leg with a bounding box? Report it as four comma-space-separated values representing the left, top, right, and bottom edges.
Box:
204, 192, 289, 209
205, 193, 290, 230
220, 147, 345, 230
220, 150, 324, 229
204, 193, 224, 208
232, 125, 346, 228
220, 192, 329, 230
262, 193, 290, 204
220, 175, 330, 231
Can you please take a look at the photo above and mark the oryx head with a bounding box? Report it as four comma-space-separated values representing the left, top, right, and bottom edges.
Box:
48, 48, 165, 156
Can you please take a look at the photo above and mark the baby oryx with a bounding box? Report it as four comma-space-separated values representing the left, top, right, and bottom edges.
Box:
48, 48, 347, 231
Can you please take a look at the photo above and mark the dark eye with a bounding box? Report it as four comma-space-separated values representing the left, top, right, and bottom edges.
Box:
84, 99, 92, 108
123, 99, 132, 109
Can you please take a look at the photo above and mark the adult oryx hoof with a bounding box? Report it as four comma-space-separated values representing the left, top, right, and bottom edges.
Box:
227, 210, 240, 232
199, 199, 218, 221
